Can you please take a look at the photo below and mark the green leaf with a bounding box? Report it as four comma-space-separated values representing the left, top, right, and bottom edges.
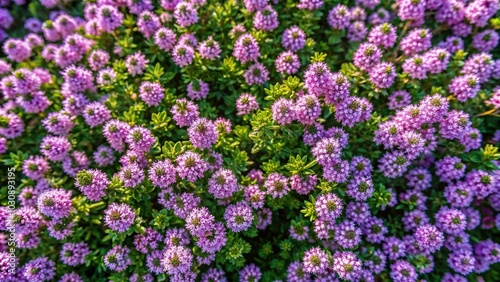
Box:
150, 111, 170, 130
262, 158, 280, 174
482, 144, 500, 161
284, 155, 306, 174
301, 195, 317, 221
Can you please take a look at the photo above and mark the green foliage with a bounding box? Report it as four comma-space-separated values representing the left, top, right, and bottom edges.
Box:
301, 195, 317, 221
217, 234, 252, 270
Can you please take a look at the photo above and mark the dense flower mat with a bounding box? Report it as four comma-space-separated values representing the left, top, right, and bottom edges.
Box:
0, 0, 500, 281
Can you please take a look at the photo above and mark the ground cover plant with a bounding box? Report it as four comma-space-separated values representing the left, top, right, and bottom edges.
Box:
0, 0, 500, 281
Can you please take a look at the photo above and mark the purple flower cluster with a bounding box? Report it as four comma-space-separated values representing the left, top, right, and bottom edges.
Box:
37, 189, 72, 219
224, 201, 253, 232
233, 33, 260, 63
104, 203, 135, 233
2, 0, 500, 281
103, 245, 131, 272
176, 151, 208, 182
236, 93, 259, 115
282, 26, 306, 52
188, 118, 218, 149
139, 81, 165, 106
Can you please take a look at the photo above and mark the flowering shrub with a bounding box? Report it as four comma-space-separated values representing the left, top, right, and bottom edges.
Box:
1, 0, 500, 281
